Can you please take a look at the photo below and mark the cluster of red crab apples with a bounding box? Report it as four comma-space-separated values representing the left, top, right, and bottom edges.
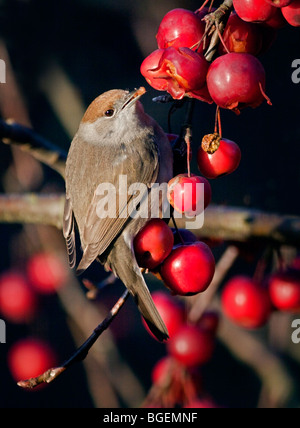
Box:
141, 1, 299, 110
135, 0, 300, 307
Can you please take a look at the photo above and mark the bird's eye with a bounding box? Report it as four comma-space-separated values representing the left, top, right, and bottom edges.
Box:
104, 109, 115, 117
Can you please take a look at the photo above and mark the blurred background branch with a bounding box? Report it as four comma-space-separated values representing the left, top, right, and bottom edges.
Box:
0, 190, 299, 249
0, 0, 299, 409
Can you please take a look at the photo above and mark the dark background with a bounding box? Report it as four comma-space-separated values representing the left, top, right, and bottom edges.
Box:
0, 0, 300, 409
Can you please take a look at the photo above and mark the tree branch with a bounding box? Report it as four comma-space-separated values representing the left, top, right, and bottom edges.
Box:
17, 289, 130, 389
218, 309, 295, 408
0, 119, 67, 177
202, 0, 234, 62
0, 193, 64, 229
176, 206, 300, 248
0, 193, 299, 248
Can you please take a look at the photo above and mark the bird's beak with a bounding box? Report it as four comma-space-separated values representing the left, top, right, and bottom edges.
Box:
121, 87, 146, 110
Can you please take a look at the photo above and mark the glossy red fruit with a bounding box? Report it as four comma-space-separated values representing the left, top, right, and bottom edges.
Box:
221, 275, 272, 328
160, 242, 215, 296
134, 219, 174, 270
156, 8, 205, 52
167, 325, 215, 367
27, 252, 68, 295
143, 291, 185, 340
268, 271, 300, 311
8, 338, 57, 382
140, 49, 168, 91
282, 0, 300, 26
233, 0, 276, 22
0, 272, 37, 323
167, 173, 212, 217
197, 137, 241, 179
265, 0, 294, 7
151, 356, 174, 384
219, 13, 263, 55
146, 47, 211, 102
207, 53, 271, 114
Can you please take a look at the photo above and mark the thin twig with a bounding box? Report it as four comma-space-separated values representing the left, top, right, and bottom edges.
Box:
0, 119, 67, 177
203, 0, 233, 62
0, 193, 65, 229
17, 290, 130, 389
82, 272, 117, 300
188, 245, 239, 323
218, 308, 295, 408
184, 127, 192, 178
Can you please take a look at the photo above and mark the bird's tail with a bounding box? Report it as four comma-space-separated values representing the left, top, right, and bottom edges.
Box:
131, 273, 169, 342
108, 242, 169, 342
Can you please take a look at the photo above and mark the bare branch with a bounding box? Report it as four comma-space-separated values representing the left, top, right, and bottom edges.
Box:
176, 205, 300, 248
0, 193, 64, 229
0, 119, 67, 177
218, 310, 295, 408
202, 0, 234, 62
17, 290, 130, 389
0, 194, 299, 248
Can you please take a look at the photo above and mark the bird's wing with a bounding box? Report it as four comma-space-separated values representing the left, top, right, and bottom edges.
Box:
75, 140, 159, 274
63, 196, 76, 269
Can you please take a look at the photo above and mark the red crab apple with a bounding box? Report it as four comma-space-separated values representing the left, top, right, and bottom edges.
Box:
265, 0, 294, 7
197, 137, 241, 179
8, 337, 57, 383
268, 271, 300, 312
27, 252, 68, 294
156, 8, 205, 52
207, 53, 271, 113
151, 356, 174, 384
219, 13, 263, 55
143, 291, 185, 340
134, 219, 174, 270
167, 173, 212, 217
140, 49, 168, 91
233, 0, 276, 22
282, 0, 300, 26
145, 46, 212, 102
221, 275, 272, 328
167, 325, 215, 367
160, 241, 215, 296
0, 272, 37, 323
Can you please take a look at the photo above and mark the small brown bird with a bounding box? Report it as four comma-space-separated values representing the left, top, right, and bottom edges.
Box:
63, 87, 173, 341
